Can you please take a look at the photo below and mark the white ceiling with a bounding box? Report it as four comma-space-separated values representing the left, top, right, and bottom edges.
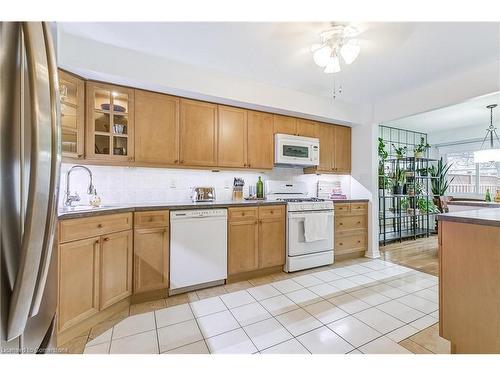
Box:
383, 91, 500, 135
58, 22, 500, 105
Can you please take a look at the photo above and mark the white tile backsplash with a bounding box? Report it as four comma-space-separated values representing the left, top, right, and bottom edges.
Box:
59, 163, 365, 207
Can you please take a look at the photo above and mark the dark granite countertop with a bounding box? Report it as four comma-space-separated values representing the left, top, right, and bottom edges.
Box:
447, 200, 500, 208
438, 208, 500, 227
57, 200, 286, 220
57, 198, 370, 220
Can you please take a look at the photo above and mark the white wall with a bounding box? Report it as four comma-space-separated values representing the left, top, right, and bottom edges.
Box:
59, 163, 370, 208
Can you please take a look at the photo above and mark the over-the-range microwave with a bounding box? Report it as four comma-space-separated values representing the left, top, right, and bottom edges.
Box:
275, 133, 320, 167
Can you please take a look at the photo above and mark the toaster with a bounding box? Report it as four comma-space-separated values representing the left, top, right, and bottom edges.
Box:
192, 187, 216, 202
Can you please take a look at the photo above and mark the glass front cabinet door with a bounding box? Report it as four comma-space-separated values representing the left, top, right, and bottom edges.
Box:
86, 81, 135, 162
59, 69, 85, 159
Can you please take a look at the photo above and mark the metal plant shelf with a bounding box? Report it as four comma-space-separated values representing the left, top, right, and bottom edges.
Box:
378, 125, 438, 245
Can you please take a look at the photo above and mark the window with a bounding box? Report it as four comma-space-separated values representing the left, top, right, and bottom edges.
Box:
444, 151, 499, 197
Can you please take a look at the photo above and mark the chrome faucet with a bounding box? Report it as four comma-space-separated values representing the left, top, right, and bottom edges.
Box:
64, 165, 97, 207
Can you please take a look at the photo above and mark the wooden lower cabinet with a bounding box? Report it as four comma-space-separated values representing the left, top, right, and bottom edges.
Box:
228, 205, 285, 276
258, 216, 285, 268
58, 237, 100, 332
228, 219, 259, 275
334, 202, 368, 259
99, 230, 133, 310
134, 224, 169, 293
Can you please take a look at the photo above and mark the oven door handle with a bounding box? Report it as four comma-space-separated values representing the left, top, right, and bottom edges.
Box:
288, 210, 334, 219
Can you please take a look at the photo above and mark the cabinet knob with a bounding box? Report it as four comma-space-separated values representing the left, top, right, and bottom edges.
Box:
77, 154, 83, 159
94, 240, 100, 245
357, 240, 361, 243
270, 211, 274, 214
174, 160, 179, 164
242, 212, 245, 216
357, 221, 361, 224
97, 223, 103, 228
103, 237, 110, 242
248, 164, 251, 168
339, 242, 343, 246
339, 222, 343, 226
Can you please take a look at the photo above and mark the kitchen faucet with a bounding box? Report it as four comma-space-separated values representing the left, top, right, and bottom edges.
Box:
64, 165, 97, 207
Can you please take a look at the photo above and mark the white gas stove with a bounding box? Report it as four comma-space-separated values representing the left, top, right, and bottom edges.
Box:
266, 181, 334, 272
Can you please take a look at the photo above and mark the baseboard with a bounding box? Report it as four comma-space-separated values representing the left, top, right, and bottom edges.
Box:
226, 265, 283, 283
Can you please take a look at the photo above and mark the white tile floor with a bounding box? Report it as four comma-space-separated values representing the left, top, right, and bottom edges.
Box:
84, 258, 439, 354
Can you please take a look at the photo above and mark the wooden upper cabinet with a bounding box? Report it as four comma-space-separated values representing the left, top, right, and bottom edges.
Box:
179, 99, 218, 167
334, 125, 351, 173
316, 123, 335, 171
59, 69, 85, 159
273, 115, 296, 135
99, 230, 133, 310
296, 119, 317, 138
86, 82, 135, 162
247, 111, 274, 169
58, 237, 100, 332
218, 105, 247, 168
135, 90, 179, 165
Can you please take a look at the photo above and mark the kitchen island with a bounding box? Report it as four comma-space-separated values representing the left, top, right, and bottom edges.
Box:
438, 208, 500, 353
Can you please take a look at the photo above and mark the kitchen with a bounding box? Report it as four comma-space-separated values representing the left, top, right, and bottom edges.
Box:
1, 9, 500, 367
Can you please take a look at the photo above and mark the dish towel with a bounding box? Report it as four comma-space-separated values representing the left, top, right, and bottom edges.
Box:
304, 213, 329, 242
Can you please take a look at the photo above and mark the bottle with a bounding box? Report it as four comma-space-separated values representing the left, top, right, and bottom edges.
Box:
256, 176, 264, 199
485, 188, 492, 202
495, 189, 500, 203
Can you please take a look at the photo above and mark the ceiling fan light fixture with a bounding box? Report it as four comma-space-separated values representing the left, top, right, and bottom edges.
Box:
340, 40, 360, 65
324, 55, 341, 73
312, 45, 332, 67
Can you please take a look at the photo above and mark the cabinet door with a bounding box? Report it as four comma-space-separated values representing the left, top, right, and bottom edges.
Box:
59, 69, 85, 159
134, 227, 169, 293
179, 99, 218, 166
316, 123, 335, 171
228, 220, 259, 275
58, 237, 99, 332
86, 82, 135, 162
217, 105, 247, 168
247, 111, 274, 169
99, 230, 133, 310
273, 115, 296, 135
334, 126, 351, 173
135, 90, 179, 165
258, 217, 285, 269
296, 119, 317, 138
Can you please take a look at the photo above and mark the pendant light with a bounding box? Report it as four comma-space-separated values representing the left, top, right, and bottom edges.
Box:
474, 104, 500, 163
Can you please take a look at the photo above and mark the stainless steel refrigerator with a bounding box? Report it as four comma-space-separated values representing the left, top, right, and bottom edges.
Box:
1, 22, 61, 353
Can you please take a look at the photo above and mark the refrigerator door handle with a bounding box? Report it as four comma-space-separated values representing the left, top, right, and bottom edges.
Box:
29, 22, 61, 318
6, 22, 57, 341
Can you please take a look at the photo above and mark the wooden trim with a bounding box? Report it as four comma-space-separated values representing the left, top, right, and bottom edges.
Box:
334, 251, 365, 262
226, 265, 283, 284
56, 298, 130, 347
131, 288, 168, 304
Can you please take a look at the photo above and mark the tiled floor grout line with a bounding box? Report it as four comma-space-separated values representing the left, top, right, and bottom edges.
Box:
186, 301, 210, 354
153, 310, 161, 354
217, 293, 260, 354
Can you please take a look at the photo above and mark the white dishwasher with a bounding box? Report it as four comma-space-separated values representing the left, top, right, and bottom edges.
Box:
169, 209, 227, 294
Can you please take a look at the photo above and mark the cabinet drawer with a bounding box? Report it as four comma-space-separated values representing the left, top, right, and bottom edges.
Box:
335, 215, 367, 232
351, 202, 368, 213
335, 233, 367, 252
334, 203, 351, 215
59, 213, 132, 243
134, 210, 169, 228
258, 205, 285, 219
228, 207, 258, 221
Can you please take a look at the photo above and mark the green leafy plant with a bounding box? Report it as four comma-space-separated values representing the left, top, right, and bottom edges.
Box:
428, 157, 455, 196
417, 198, 439, 213
392, 144, 407, 159
414, 137, 431, 156
400, 198, 410, 210
395, 167, 407, 187
378, 138, 388, 161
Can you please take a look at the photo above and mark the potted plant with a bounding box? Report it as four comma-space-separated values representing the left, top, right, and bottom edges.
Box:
378, 138, 389, 194
428, 157, 455, 212
414, 137, 431, 158
392, 144, 407, 159
417, 197, 439, 214
393, 167, 406, 195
